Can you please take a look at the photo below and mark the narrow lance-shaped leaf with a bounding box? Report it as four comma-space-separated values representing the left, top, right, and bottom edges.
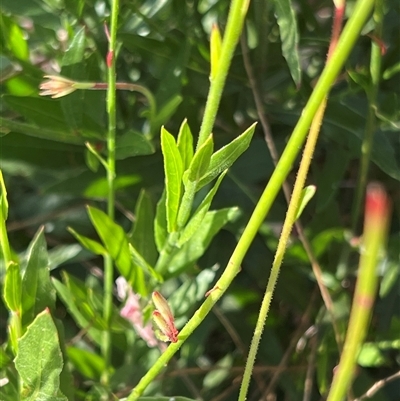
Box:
21, 227, 56, 327
166, 207, 241, 276
177, 119, 194, 170
178, 170, 228, 247
272, 0, 301, 86
0, 170, 8, 219
295, 185, 316, 220
152, 95, 183, 135
4, 261, 21, 313
52, 277, 103, 346
161, 127, 184, 232
87, 206, 147, 296
129, 244, 163, 283
176, 134, 215, 229
187, 134, 214, 183
154, 190, 168, 252
68, 227, 107, 256
60, 27, 86, 130
197, 123, 257, 190
129, 190, 158, 267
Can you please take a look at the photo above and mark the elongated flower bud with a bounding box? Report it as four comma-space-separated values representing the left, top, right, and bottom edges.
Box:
152, 292, 178, 343
210, 23, 222, 81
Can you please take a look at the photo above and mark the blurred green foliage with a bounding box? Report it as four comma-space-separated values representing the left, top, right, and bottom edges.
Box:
0, 0, 399, 400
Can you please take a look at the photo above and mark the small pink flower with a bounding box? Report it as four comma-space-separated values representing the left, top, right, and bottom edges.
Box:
116, 277, 158, 348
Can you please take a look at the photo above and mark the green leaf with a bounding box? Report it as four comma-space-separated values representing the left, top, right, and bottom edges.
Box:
154, 190, 168, 252
62, 27, 86, 69
64, 0, 85, 17
52, 276, 104, 343
358, 343, 386, 367
203, 354, 232, 389
379, 261, 399, 298
115, 130, 155, 159
129, 190, 158, 266
15, 309, 67, 401
2, 97, 104, 142
177, 119, 194, 170
68, 227, 107, 256
295, 185, 316, 220
0, 116, 86, 145
84, 147, 100, 172
160, 127, 184, 232
178, 170, 227, 247
187, 134, 214, 182
48, 244, 82, 270
84, 175, 141, 198
60, 27, 86, 130
66, 346, 105, 381
272, 0, 301, 86
129, 244, 163, 283
315, 144, 350, 212
169, 267, 217, 317
0, 169, 9, 219
168, 207, 240, 275
87, 206, 147, 295
151, 95, 183, 135
3, 261, 21, 312
0, 13, 29, 60
197, 123, 256, 190
21, 227, 56, 327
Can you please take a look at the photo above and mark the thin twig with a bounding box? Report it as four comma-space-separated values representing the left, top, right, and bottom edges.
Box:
302, 331, 318, 401
354, 370, 400, 401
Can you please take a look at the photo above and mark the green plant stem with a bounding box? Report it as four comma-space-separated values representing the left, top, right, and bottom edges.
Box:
239, 6, 346, 396
126, 1, 375, 399
94, 82, 157, 123
351, 0, 383, 232
327, 185, 389, 401
154, 231, 179, 274
101, 0, 119, 388
196, 0, 250, 149
239, 97, 328, 401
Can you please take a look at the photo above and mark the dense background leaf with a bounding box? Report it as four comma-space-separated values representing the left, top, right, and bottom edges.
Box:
1, 0, 399, 400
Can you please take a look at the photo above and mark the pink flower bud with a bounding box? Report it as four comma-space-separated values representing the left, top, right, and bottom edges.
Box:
152, 292, 179, 343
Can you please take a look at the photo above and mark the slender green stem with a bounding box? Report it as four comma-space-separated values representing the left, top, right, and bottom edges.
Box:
101, 0, 119, 388
351, 0, 383, 232
327, 184, 389, 401
239, 6, 346, 396
154, 231, 179, 274
239, 98, 328, 401
126, 1, 375, 399
196, 0, 250, 149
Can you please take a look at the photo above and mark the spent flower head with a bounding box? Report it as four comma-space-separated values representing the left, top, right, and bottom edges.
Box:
39, 75, 93, 98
